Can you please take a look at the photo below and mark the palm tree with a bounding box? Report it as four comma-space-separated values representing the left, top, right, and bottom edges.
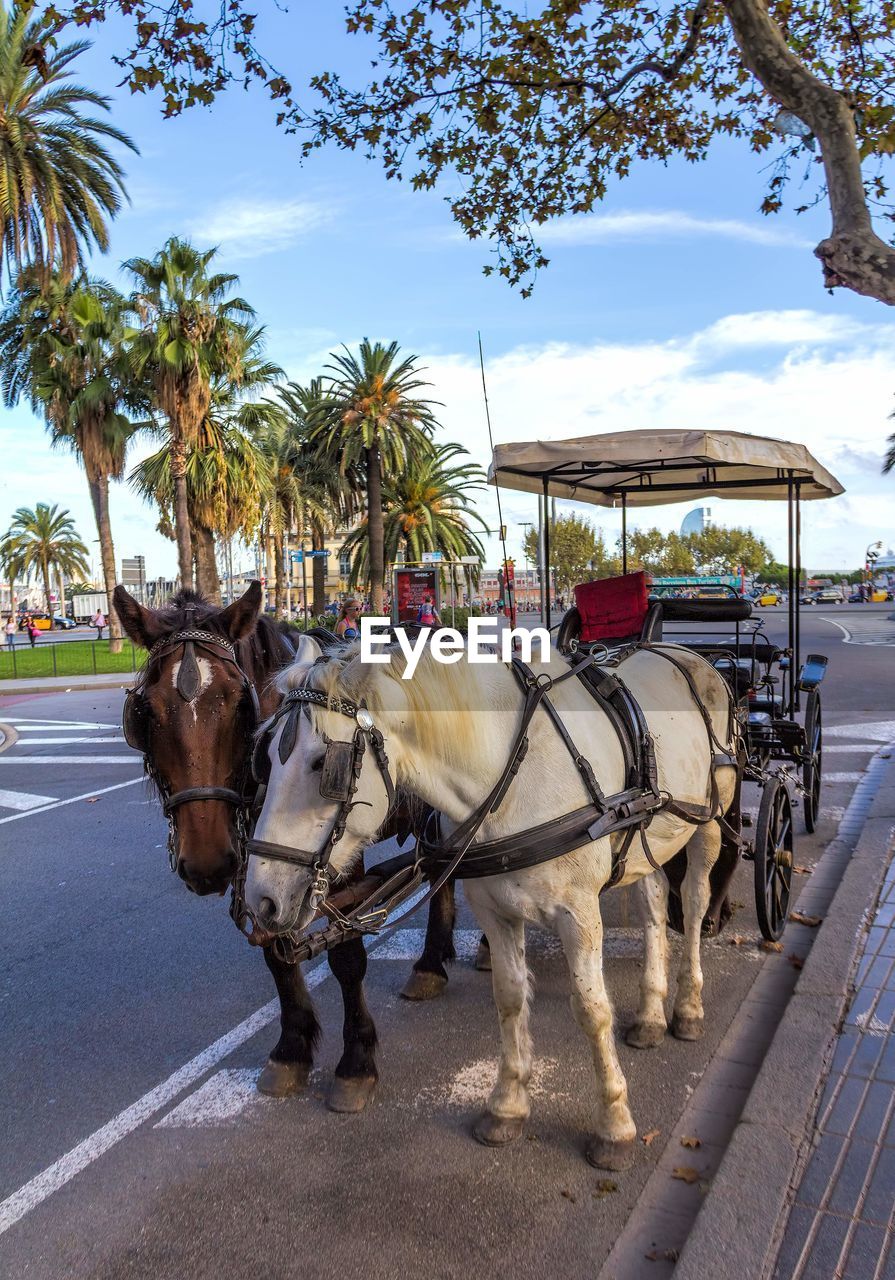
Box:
885, 434, 894, 473
340, 441, 487, 592
310, 340, 437, 613
0, 3, 137, 285
279, 377, 358, 615
123, 238, 255, 587
1, 504, 89, 623
129, 331, 282, 602
0, 270, 145, 652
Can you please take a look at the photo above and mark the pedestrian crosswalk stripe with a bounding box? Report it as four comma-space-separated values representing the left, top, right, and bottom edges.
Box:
11, 736, 127, 745
820, 616, 895, 645
0, 756, 137, 765
823, 771, 863, 783
0, 788, 56, 811
3, 719, 119, 730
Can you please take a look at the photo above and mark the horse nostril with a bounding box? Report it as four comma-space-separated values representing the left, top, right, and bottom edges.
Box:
257, 896, 277, 925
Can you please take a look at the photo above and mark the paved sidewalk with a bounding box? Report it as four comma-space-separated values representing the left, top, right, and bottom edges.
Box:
772, 855, 895, 1279
0, 672, 134, 697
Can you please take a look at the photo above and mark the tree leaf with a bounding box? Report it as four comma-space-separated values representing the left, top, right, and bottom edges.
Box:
790, 911, 823, 927
671, 1165, 702, 1184
680, 1135, 701, 1149
642, 1128, 661, 1145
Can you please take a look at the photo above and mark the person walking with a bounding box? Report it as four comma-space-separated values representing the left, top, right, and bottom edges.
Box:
4, 615, 15, 650
335, 599, 362, 640
416, 594, 441, 627
91, 609, 105, 640
27, 619, 40, 648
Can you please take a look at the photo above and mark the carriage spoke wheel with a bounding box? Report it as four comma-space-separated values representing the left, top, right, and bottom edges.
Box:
802, 690, 822, 834
754, 778, 794, 941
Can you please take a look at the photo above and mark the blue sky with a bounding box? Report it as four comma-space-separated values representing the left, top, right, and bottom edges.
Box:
2, 1, 894, 579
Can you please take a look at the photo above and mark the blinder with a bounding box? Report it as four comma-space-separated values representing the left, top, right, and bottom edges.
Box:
319, 737, 359, 802
123, 688, 149, 753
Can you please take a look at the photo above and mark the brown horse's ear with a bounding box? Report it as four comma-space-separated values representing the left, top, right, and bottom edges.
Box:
218, 580, 263, 641
113, 585, 166, 650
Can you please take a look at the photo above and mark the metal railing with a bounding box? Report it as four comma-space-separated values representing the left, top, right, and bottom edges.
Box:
0, 635, 144, 680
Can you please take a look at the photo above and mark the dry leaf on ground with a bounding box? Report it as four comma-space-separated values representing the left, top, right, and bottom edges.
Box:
790, 911, 823, 927
560, 1188, 576, 1203
85, 797, 99, 803
642, 1128, 661, 1146
759, 940, 783, 952
645, 1249, 680, 1263
592, 1180, 618, 1198
680, 1135, 701, 1149
788, 954, 804, 970
671, 1165, 701, 1184
728, 934, 748, 946
794, 865, 813, 875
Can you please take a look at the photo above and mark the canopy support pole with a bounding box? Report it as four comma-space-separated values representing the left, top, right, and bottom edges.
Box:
621, 495, 628, 575
795, 483, 802, 713
541, 477, 550, 627
786, 474, 795, 718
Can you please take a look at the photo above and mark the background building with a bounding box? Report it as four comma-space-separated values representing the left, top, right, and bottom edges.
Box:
680, 506, 713, 537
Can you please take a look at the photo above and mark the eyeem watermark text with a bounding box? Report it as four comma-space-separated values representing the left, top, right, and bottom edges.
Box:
360, 617, 550, 680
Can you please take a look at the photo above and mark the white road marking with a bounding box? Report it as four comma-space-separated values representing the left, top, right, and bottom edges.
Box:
824, 744, 879, 754
823, 771, 863, 783
4, 720, 119, 731
0, 788, 56, 811
826, 721, 895, 742
819, 616, 895, 645
10, 736, 128, 745
0, 756, 138, 765
0, 777, 143, 824
156, 1069, 265, 1128
372, 925, 643, 961
0, 885, 431, 1232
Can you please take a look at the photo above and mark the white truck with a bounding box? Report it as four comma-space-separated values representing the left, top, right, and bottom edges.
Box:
70, 591, 109, 623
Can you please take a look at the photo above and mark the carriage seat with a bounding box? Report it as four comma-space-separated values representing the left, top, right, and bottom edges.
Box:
653, 596, 753, 623
557, 572, 650, 653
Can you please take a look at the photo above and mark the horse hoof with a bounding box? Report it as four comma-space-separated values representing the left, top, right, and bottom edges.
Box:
257, 1058, 309, 1098
473, 1111, 525, 1146
586, 1137, 636, 1171
671, 1013, 704, 1041
327, 1075, 378, 1113
400, 970, 448, 1001
625, 1021, 666, 1050
474, 941, 492, 972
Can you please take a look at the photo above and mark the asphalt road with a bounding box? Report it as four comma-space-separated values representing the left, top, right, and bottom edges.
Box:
0, 606, 892, 1280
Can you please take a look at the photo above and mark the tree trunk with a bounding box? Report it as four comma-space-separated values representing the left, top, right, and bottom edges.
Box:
722, 0, 895, 304
311, 522, 327, 616
194, 524, 222, 603
88, 474, 123, 654
170, 433, 193, 589
273, 530, 286, 620
366, 443, 385, 614
42, 563, 54, 626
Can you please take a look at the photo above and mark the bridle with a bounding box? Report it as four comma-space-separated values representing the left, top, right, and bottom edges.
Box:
123, 624, 260, 871
243, 682, 396, 918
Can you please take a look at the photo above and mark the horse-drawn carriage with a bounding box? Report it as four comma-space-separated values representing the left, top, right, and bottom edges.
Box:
491, 427, 843, 941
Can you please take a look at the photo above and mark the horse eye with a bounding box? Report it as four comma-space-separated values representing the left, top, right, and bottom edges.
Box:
310, 755, 324, 772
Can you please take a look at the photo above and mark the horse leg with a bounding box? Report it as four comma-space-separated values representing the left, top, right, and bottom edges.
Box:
470, 908, 532, 1148
326, 935, 379, 1113
672, 821, 722, 1041
258, 945, 320, 1097
626, 870, 670, 1049
556, 903, 637, 1170
401, 879, 457, 1001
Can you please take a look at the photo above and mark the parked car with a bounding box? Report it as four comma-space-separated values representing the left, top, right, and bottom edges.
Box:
756, 591, 780, 606
813, 588, 842, 604
52, 614, 77, 629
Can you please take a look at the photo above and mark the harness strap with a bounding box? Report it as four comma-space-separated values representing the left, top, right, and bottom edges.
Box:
164, 786, 250, 815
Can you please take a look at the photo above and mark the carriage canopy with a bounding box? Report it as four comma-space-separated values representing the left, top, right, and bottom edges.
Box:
488, 428, 844, 506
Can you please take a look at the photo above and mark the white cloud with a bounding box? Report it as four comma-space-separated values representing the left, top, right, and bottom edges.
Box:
189, 197, 335, 259
536, 209, 813, 250
407, 314, 895, 570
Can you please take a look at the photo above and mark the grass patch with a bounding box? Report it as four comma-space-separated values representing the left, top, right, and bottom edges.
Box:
0, 639, 146, 680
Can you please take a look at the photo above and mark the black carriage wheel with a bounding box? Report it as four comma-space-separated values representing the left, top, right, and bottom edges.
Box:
803, 690, 822, 834
754, 779, 794, 941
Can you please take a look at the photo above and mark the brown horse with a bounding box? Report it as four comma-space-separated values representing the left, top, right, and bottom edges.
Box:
114, 582, 382, 1111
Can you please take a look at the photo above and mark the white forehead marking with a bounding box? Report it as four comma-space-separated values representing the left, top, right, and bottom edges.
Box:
171, 656, 214, 721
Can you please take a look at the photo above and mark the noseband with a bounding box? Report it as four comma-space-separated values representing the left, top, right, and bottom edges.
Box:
123, 625, 260, 869
245, 684, 396, 915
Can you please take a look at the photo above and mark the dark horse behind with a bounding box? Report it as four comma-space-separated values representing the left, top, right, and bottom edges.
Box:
114, 582, 463, 1111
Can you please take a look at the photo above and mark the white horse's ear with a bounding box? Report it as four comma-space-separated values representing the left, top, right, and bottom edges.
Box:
278, 632, 322, 693
293, 633, 321, 665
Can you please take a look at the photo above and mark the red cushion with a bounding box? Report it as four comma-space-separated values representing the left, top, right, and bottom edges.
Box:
574, 572, 649, 642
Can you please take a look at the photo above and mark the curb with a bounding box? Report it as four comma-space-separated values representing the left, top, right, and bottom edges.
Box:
0, 677, 133, 696
672, 746, 895, 1280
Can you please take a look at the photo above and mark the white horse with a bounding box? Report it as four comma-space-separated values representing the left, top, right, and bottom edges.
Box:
246, 635, 737, 1169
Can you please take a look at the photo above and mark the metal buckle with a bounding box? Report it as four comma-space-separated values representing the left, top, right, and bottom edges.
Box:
356, 708, 375, 731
